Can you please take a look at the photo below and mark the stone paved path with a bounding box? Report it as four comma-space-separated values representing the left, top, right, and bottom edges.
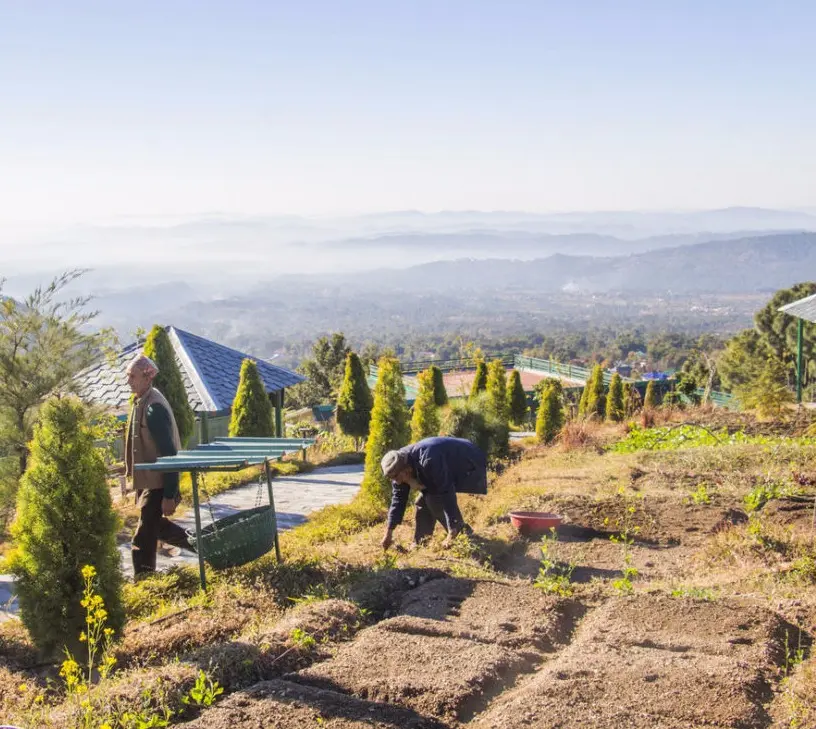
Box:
0, 464, 363, 621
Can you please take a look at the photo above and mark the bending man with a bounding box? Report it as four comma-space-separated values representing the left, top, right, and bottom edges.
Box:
124, 354, 189, 577
380, 436, 488, 550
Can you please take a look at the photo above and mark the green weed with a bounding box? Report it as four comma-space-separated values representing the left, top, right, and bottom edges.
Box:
533, 528, 575, 596
670, 585, 718, 600
744, 478, 802, 512
182, 669, 224, 709
289, 628, 317, 650
606, 487, 641, 594
688, 483, 713, 505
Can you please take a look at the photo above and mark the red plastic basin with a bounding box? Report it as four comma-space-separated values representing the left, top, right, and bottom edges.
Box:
509, 511, 563, 535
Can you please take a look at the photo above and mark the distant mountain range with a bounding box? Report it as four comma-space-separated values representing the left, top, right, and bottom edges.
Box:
340, 232, 816, 294
3, 206, 815, 285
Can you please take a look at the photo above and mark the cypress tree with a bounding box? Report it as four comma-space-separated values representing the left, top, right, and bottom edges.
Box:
606, 373, 625, 422
8, 397, 124, 656
536, 380, 564, 444
623, 381, 640, 416
507, 369, 528, 426
441, 393, 509, 460
578, 374, 591, 417
411, 369, 440, 442
644, 380, 660, 409
143, 325, 195, 446
485, 359, 508, 422
229, 358, 274, 437
470, 360, 488, 400
361, 357, 410, 507
584, 364, 607, 419
429, 365, 448, 407
336, 352, 374, 449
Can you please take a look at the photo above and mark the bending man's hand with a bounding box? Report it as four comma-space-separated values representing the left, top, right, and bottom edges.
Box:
442, 528, 461, 549
161, 497, 178, 517
381, 528, 394, 551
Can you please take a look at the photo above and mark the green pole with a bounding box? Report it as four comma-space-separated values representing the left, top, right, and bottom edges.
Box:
191, 470, 207, 591
264, 458, 281, 562
275, 390, 284, 437
797, 318, 804, 404
199, 412, 209, 445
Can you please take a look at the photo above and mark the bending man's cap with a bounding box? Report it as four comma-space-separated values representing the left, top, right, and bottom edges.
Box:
381, 450, 408, 480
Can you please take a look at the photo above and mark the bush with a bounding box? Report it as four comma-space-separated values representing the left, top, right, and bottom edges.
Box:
360, 357, 410, 506
441, 394, 509, 460
7, 397, 124, 656
143, 325, 195, 446
429, 365, 448, 407
470, 360, 487, 399
507, 370, 528, 426
336, 352, 373, 447
229, 358, 274, 437
485, 359, 509, 422
536, 380, 564, 444
605, 373, 625, 422
734, 356, 795, 419
411, 369, 440, 441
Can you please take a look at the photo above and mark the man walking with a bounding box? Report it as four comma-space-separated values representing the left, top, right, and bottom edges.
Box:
124, 354, 189, 577
380, 436, 488, 550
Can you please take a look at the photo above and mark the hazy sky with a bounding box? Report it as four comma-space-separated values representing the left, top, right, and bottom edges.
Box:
1, 1, 814, 223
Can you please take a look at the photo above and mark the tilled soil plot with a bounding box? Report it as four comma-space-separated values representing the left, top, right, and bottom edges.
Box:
472, 594, 800, 729
291, 580, 576, 722
501, 494, 751, 583
177, 678, 448, 728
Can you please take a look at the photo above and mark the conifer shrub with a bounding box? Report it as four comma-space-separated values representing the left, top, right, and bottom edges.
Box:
229, 358, 274, 437
606, 372, 625, 422
507, 369, 528, 426
429, 365, 448, 407
577, 381, 589, 417
470, 360, 488, 399
411, 369, 440, 441
7, 397, 124, 656
143, 325, 195, 446
441, 393, 509, 460
644, 380, 660, 409
536, 379, 564, 444
360, 357, 410, 506
622, 381, 640, 416
580, 364, 607, 419
336, 352, 374, 448
485, 359, 509, 422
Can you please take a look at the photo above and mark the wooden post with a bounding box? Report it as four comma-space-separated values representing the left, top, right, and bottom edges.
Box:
264, 458, 282, 562
191, 470, 207, 591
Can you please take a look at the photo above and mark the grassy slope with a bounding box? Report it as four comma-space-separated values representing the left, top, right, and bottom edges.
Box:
4, 412, 816, 726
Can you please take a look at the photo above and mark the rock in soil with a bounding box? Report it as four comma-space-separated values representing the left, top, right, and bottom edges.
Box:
177, 678, 447, 728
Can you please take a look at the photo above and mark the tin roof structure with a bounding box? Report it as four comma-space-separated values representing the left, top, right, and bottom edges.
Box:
77, 326, 304, 415
779, 292, 816, 324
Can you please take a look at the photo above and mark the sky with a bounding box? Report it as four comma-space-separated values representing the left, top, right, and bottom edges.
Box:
1, 1, 815, 224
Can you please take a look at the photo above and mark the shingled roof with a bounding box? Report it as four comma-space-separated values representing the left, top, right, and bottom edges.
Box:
76, 326, 304, 415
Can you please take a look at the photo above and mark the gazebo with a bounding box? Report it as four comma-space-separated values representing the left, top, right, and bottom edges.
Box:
77, 326, 304, 440
778, 293, 816, 403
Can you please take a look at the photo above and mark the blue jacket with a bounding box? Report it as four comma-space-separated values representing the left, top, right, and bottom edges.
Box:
386, 436, 487, 530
